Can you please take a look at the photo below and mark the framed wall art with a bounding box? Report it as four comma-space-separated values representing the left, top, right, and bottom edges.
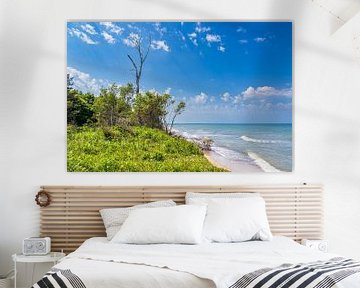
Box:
67, 21, 292, 172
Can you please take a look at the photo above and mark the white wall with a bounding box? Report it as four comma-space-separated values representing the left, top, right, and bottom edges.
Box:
1, 0, 360, 285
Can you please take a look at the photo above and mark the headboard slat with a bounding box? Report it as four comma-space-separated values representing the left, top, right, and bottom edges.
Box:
39, 184, 323, 253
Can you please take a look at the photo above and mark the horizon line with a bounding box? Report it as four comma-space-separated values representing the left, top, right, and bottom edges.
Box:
174, 122, 292, 125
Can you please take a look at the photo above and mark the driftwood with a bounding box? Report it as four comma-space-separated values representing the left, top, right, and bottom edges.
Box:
171, 130, 213, 151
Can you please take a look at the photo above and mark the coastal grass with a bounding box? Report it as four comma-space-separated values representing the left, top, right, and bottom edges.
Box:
67, 125, 226, 172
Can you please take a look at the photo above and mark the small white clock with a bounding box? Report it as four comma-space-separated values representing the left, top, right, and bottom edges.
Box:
22, 237, 51, 255
301, 239, 328, 252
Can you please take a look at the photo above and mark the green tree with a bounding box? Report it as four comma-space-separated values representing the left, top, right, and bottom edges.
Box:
94, 83, 133, 127
67, 73, 96, 126
67, 73, 74, 91
67, 89, 95, 126
133, 91, 170, 129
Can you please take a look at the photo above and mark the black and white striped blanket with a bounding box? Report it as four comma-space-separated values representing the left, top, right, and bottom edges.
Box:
32, 258, 360, 288
32, 268, 86, 288
230, 257, 360, 288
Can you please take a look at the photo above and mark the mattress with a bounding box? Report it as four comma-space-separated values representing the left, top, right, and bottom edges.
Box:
36, 236, 360, 288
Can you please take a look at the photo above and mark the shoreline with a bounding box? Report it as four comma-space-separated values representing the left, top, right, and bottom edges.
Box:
172, 128, 284, 173
203, 151, 231, 172
203, 150, 264, 173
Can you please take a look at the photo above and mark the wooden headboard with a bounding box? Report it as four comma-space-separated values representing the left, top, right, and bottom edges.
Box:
39, 184, 323, 253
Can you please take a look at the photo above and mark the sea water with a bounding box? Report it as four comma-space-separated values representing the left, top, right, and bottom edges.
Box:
173, 123, 292, 172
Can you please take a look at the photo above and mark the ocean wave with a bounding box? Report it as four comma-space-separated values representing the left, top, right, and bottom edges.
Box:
241, 135, 286, 144
247, 152, 281, 172
172, 129, 200, 140
181, 131, 200, 139
172, 129, 221, 141
212, 146, 252, 162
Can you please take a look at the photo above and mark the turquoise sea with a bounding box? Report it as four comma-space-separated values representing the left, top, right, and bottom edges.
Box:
173, 123, 292, 172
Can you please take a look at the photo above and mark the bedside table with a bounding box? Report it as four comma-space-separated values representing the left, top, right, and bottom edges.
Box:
12, 252, 65, 288
301, 239, 328, 252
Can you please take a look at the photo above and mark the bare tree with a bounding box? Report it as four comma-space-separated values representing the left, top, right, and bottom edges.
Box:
168, 101, 186, 133
200, 137, 213, 151
162, 94, 186, 134
127, 34, 151, 95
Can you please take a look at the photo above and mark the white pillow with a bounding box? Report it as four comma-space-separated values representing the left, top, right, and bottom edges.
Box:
111, 205, 207, 244
186, 192, 259, 204
100, 200, 176, 240
202, 197, 272, 243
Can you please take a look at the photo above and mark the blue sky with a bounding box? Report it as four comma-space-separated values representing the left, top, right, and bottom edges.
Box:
67, 21, 292, 123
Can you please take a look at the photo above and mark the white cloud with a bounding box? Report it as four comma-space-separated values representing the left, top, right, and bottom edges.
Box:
101, 31, 116, 44
239, 39, 248, 44
100, 22, 124, 35
81, 24, 97, 35
233, 95, 242, 104
67, 66, 109, 95
221, 92, 231, 102
195, 22, 211, 33
206, 34, 221, 43
151, 40, 170, 52
257, 102, 272, 110
276, 103, 292, 110
68, 28, 97, 45
236, 26, 247, 33
254, 37, 266, 43
148, 88, 160, 94
218, 45, 225, 52
188, 32, 198, 46
154, 22, 167, 35
194, 92, 208, 104
242, 86, 292, 98
127, 24, 141, 33
122, 33, 140, 47
164, 87, 171, 94
178, 31, 186, 41
242, 87, 256, 98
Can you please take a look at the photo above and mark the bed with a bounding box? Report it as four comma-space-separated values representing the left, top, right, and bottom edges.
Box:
33, 185, 360, 288
33, 236, 360, 288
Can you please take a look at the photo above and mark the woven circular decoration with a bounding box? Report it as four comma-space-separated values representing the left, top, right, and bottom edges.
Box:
35, 190, 51, 207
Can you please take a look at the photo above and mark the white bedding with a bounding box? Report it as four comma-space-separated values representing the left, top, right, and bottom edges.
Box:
53, 237, 360, 288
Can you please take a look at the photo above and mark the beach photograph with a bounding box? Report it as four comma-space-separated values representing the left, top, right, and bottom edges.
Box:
67, 21, 292, 172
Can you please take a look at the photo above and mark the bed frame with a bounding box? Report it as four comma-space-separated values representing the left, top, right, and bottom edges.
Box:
39, 184, 323, 253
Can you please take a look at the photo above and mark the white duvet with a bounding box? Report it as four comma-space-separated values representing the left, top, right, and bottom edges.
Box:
54, 237, 360, 288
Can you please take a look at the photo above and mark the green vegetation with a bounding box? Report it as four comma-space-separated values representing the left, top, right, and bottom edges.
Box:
66, 77, 225, 172
67, 81, 185, 132
66, 36, 225, 172
67, 126, 225, 172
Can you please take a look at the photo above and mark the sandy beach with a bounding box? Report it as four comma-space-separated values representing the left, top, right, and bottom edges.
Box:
204, 150, 263, 172
172, 128, 279, 172
173, 123, 291, 173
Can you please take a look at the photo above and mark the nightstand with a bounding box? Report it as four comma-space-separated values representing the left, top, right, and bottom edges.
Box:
301, 239, 328, 252
12, 252, 65, 288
